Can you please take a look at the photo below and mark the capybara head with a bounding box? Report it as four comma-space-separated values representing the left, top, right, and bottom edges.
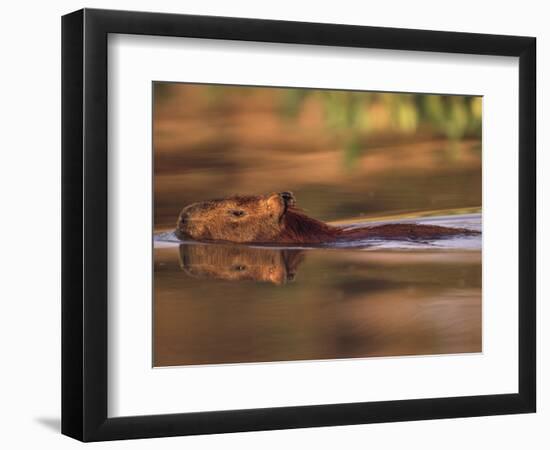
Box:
176, 192, 296, 243
178, 243, 304, 285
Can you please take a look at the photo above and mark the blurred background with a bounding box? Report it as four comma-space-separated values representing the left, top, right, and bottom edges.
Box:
153, 83, 481, 230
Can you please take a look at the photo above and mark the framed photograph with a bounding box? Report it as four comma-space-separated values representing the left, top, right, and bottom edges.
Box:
61, 8, 536, 441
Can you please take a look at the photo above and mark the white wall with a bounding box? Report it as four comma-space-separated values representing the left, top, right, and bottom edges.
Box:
0, 1, 545, 448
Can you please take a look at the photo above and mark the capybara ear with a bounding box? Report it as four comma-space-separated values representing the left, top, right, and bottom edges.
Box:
279, 191, 296, 207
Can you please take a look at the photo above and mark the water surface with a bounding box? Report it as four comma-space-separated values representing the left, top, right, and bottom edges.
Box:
154, 212, 481, 367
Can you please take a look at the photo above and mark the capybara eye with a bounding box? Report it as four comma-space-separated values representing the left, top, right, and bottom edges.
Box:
231, 265, 247, 271
229, 210, 246, 217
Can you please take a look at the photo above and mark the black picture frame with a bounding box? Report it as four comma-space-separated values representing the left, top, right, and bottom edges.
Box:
62, 8, 536, 442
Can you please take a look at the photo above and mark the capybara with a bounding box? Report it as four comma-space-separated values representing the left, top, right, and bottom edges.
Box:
175, 192, 479, 244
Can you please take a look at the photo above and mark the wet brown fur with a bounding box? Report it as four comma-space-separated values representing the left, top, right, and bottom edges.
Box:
279, 208, 476, 243
278, 208, 337, 243
176, 192, 479, 244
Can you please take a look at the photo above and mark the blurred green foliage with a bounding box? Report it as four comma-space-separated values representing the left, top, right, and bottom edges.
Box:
281, 89, 482, 167
281, 89, 481, 138
189, 85, 482, 168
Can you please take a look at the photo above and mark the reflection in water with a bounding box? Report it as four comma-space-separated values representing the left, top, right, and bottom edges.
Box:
154, 240, 481, 367
179, 243, 304, 285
